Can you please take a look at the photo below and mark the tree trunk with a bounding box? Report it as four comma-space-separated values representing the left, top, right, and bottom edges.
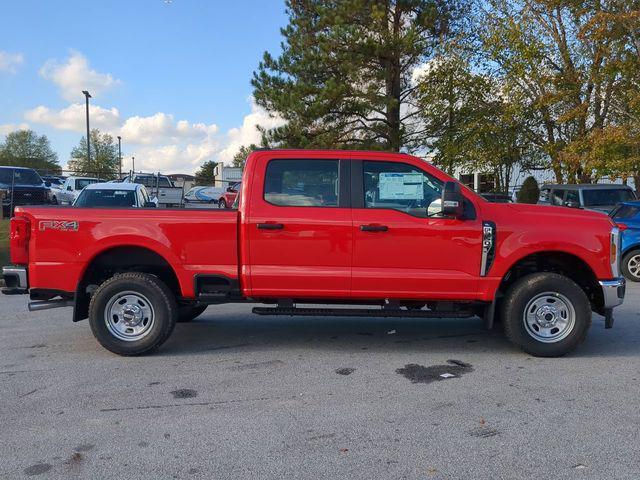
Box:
384, 3, 402, 152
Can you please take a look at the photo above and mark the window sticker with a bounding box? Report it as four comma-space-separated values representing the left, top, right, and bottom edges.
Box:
378, 172, 424, 200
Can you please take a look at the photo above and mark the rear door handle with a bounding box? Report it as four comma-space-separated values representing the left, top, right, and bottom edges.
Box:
257, 223, 284, 230
360, 224, 388, 232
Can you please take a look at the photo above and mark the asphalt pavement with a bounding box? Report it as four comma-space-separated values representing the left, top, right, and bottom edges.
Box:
2, 284, 640, 479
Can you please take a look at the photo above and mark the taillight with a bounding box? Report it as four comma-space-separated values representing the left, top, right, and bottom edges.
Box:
9, 216, 30, 265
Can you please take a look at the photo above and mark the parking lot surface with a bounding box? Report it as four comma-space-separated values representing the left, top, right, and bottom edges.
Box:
2, 284, 640, 479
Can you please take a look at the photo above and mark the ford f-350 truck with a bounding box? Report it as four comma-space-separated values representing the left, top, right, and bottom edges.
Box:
2, 150, 625, 357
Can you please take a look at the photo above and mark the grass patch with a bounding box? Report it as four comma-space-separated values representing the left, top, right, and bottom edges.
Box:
0, 219, 9, 266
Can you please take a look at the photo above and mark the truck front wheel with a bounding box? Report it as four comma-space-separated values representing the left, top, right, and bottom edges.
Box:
501, 272, 591, 357
88, 273, 177, 355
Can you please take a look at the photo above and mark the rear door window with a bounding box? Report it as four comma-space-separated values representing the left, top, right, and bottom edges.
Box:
264, 160, 339, 207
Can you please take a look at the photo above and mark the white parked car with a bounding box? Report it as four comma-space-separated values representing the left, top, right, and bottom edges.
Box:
56, 176, 100, 205
122, 173, 183, 207
73, 182, 157, 208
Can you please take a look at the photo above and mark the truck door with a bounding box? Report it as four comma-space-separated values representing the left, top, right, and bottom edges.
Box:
247, 157, 352, 298
351, 158, 481, 300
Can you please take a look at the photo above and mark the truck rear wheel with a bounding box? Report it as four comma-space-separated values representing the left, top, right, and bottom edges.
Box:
501, 272, 591, 357
88, 273, 177, 356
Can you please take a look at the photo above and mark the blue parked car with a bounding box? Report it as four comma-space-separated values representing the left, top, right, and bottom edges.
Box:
611, 201, 640, 281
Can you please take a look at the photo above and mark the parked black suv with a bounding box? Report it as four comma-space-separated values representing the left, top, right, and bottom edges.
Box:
0, 166, 51, 217
539, 184, 637, 214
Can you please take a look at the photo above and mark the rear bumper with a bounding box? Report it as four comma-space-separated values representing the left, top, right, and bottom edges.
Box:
2, 266, 28, 294
599, 277, 625, 309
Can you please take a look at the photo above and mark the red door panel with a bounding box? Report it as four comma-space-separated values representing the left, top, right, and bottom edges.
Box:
352, 209, 481, 299
246, 157, 352, 298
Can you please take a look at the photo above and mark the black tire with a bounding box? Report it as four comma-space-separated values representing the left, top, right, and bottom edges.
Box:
177, 305, 207, 323
502, 272, 591, 357
218, 199, 227, 209
89, 272, 177, 356
621, 250, 640, 282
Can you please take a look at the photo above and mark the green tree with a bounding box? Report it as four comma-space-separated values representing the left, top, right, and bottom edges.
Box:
252, 0, 467, 152
0, 130, 60, 173
416, 53, 541, 191
479, 0, 630, 183
232, 144, 258, 169
68, 129, 119, 178
517, 176, 540, 204
194, 160, 217, 186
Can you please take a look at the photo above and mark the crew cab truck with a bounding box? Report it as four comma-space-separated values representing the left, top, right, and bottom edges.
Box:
2, 150, 626, 357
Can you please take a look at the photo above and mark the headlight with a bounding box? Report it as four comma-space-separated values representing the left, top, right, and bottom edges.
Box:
610, 226, 621, 277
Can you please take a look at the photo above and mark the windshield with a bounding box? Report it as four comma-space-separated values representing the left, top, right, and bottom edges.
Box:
75, 189, 137, 207
76, 178, 99, 189
612, 204, 640, 220
0, 168, 43, 186
582, 188, 636, 207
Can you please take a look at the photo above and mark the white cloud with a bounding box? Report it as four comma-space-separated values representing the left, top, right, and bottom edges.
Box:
0, 51, 24, 74
22, 96, 284, 174
25, 103, 120, 132
40, 51, 121, 101
217, 99, 284, 162
120, 113, 218, 145
0, 123, 29, 136
128, 140, 221, 173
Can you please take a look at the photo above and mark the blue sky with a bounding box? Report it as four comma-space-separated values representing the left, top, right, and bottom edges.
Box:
0, 0, 287, 173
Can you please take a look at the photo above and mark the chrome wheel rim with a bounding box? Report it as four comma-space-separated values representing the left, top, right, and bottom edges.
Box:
104, 291, 155, 342
627, 255, 640, 278
523, 292, 575, 343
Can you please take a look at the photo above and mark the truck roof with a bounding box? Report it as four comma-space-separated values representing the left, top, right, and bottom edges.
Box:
84, 182, 140, 191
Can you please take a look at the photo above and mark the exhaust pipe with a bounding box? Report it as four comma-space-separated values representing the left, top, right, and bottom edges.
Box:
28, 299, 74, 312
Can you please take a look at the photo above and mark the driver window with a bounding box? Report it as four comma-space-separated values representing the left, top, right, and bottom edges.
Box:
363, 161, 443, 218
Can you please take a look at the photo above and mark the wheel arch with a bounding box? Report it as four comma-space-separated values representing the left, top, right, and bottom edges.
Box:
496, 250, 603, 313
73, 245, 182, 322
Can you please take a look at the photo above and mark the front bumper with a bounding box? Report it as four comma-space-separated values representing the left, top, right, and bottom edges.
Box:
2, 266, 28, 295
599, 277, 625, 309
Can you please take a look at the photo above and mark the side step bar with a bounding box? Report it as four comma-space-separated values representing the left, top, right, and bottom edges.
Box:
252, 306, 474, 318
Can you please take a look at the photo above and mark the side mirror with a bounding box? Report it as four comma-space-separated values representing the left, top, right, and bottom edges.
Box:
44, 181, 51, 187
441, 181, 464, 218
144, 201, 157, 208
565, 201, 579, 209
226, 186, 235, 193
67, 186, 72, 191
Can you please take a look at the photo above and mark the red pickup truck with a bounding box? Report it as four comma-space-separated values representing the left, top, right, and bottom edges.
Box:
2, 150, 625, 357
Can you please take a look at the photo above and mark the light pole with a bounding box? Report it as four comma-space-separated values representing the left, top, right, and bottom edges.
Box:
117, 136, 122, 179
82, 90, 92, 174
132, 156, 135, 174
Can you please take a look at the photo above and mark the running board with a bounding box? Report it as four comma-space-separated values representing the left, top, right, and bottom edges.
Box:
252, 307, 474, 318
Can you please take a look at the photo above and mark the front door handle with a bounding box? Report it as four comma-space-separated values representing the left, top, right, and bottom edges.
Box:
360, 224, 388, 232
257, 223, 284, 230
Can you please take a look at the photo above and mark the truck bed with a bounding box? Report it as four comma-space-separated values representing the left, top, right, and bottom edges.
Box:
16, 206, 239, 298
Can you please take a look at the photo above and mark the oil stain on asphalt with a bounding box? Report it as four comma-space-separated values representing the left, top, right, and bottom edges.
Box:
335, 367, 355, 375
396, 359, 473, 384
171, 389, 198, 399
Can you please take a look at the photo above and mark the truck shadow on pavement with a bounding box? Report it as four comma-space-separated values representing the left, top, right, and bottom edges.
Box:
157, 307, 638, 358
160, 309, 511, 357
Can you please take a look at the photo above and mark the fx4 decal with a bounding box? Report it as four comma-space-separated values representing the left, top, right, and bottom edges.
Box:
39, 220, 79, 232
